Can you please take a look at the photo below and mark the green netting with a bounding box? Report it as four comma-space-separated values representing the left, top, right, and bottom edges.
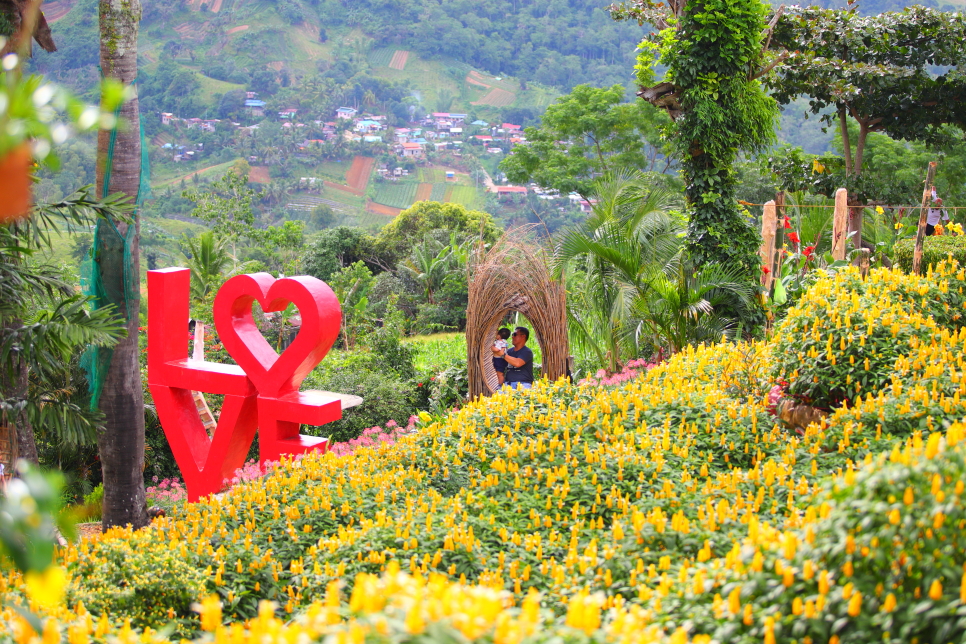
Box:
80, 100, 152, 410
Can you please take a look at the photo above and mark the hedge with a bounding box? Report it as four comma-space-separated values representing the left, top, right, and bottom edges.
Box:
893, 234, 966, 272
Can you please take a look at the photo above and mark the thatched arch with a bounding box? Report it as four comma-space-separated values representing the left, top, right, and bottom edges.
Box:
466, 230, 569, 397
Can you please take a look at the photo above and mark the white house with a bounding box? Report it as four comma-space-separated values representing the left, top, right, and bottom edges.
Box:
336, 107, 358, 120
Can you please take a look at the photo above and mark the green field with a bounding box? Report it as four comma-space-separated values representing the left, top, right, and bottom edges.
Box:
316, 161, 349, 183
373, 182, 418, 209
449, 185, 481, 208
417, 167, 448, 183
430, 184, 448, 201
367, 47, 395, 67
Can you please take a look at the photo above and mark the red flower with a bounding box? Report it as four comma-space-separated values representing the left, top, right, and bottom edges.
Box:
761, 265, 771, 275
803, 245, 815, 259
782, 216, 792, 229
788, 231, 800, 244
417, 383, 424, 387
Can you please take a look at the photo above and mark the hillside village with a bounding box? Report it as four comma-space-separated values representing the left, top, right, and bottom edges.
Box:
154, 100, 594, 218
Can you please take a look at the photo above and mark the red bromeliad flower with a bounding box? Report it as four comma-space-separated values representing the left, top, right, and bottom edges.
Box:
782, 216, 792, 229
761, 265, 771, 275
803, 245, 815, 259
788, 231, 800, 244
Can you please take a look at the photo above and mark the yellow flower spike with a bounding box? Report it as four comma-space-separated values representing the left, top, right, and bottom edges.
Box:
196, 595, 222, 632
763, 616, 776, 644
888, 508, 901, 525
929, 579, 943, 600
847, 591, 862, 617
24, 566, 67, 611
882, 593, 897, 613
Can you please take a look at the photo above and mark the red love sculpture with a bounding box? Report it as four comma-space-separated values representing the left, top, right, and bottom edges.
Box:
148, 268, 351, 501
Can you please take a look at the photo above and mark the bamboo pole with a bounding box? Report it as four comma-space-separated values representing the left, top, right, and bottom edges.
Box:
760, 200, 777, 290
912, 162, 939, 275
831, 188, 849, 261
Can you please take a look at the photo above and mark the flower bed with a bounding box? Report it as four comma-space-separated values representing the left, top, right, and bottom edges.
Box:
5, 265, 966, 644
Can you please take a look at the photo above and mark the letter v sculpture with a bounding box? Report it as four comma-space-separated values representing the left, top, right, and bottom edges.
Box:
147, 268, 361, 502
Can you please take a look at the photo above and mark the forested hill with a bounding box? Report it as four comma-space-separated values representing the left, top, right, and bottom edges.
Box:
329, 0, 645, 90
29, 0, 648, 114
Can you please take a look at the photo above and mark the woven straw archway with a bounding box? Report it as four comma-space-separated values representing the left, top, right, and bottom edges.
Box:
466, 231, 569, 397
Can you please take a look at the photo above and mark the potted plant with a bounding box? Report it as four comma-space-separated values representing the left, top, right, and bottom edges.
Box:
0, 41, 124, 223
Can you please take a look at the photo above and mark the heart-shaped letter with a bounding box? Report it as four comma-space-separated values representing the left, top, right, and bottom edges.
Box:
214, 273, 341, 397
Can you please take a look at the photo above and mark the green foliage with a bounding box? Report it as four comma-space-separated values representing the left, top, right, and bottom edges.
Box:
769, 6, 966, 173
555, 171, 751, 371
1, 189, 129, 448
894, 235, 966, 274
65, 528, 205, 636
302, 226, 377, 283
0, 71, 124, 164
500, 84, 671, 197
183, 170, 258, 246
182, 231, 231, 304
83, 483, 104, 508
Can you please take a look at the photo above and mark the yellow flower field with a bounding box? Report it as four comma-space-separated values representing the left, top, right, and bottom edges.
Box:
4, 264, 966, 644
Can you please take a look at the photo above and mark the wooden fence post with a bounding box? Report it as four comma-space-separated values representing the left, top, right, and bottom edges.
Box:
912, 161, 939, 275
760, 200, 777, 290
831, 188, 849, 261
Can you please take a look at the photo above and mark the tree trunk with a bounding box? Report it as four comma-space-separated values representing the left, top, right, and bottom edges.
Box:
96, 0, 147, 531
838, 106, 852, 176
1, 319, 39, 467
854, 121, 869, 176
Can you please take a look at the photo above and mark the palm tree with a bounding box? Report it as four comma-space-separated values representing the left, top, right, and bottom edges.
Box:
399, 242, 455, 305
96, 0, 148, 529
554, 172, 683, 372
182, 231, 231, 304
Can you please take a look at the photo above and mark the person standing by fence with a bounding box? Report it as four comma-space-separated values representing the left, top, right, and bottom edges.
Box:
927, 188, 949, 236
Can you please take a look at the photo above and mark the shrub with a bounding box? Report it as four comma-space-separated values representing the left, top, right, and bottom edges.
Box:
304, 353, 417, 443
771, 267, 938, 409
893, 234, 966, 273
78, 483, 103, 521
65, 527, 205, 635
677, 427, 966, 644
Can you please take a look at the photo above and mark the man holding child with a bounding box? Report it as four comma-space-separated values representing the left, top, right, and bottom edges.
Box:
492, 326, 534, 390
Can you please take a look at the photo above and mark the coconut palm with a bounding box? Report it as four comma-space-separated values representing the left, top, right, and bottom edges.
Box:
182, 231, 232, 304
556, 171, 757, 370
398, 234, 467, 305
94, 0, 149, 529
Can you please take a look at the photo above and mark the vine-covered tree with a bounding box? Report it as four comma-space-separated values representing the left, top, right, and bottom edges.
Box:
612, 0, 779, 297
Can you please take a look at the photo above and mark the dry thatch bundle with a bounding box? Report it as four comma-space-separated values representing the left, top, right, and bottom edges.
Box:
466, 228, 568, 397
